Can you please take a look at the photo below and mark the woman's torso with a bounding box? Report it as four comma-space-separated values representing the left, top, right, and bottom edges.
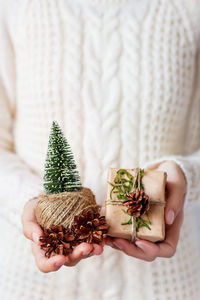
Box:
13, 0, 200, 205
8, 1, 200, 299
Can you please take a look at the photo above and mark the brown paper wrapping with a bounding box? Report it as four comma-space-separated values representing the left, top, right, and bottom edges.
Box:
105, 168, 167, 243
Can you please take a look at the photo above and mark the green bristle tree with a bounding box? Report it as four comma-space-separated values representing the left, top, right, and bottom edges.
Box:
44, 121, 81, 194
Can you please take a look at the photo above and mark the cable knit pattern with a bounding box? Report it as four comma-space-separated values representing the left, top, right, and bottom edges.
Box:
0, 0, 200, 299
120, 5, 142, 166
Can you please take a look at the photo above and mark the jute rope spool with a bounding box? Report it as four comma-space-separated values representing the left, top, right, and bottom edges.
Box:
35, 187, 101, 229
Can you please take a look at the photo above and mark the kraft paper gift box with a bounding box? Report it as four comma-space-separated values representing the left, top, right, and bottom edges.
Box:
105, 168, 167, 243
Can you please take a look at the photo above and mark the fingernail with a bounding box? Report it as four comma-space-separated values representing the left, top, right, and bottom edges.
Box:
55, 261, 65, 268
32, 232, 39, 244
113, 242, 124, 250
106, 242, 114, 247
167, 210, 175, 225
135, 241, 146, 251
83, 250, 92, 256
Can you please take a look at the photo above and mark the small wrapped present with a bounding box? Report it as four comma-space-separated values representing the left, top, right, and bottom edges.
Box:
105, 168, 167, 243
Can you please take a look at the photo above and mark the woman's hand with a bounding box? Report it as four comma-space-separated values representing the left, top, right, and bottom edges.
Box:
21, 197, 103, 273
105, 161, 186, 261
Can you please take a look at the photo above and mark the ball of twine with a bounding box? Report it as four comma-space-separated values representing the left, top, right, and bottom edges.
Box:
35, 187, 101, 229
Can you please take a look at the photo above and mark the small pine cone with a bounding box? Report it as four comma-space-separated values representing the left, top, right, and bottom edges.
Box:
39, 210, 109, 258
71, 209, 109, 244
122, 188, 150, 217
39, 225, 75, 258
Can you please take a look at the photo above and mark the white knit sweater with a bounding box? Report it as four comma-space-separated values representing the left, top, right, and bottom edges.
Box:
0, 0, 200, 299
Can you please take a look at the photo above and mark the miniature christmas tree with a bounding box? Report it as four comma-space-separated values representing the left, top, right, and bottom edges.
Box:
35, 121, 108, 258
44, 121, 81, 194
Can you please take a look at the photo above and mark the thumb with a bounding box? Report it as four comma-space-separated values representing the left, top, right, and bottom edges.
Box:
164, 181, 185, 225
21, 197, 43, 244
154, 161, 186, 225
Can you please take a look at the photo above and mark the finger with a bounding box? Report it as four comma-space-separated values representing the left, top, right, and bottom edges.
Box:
22, 198, 43, 244
22, 197, 38, 223
135, 210, 184, 258
157, 210, 184, 257
92, 243, 104, 255
105, 237, 119, 248
106, 211, 183, 260
65, 243, 94, 266
65, 243, 104, 266
156, 162, 186, 225
106, 237, 158, 262
32, 242, 66, 273
164, 182, 185, 225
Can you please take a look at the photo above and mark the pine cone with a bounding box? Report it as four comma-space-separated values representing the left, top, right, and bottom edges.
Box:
39, 209, 109, 257
39, 225, 76, 258
71, 209, 109, 244
122, 188, 150, 217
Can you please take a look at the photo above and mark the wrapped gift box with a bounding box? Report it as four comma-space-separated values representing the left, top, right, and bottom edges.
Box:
105, 168, 167, 243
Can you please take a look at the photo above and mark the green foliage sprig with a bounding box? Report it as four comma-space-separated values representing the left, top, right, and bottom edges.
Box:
109, 169, 134, 201
136, 213, 151, 232
109, 169, 151, 232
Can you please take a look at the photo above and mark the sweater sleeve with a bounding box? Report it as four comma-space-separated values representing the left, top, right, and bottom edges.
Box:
0, 2, 42, 230
144, 118, 200, 208
144, 151, 200, 207
144, 20, 200, 207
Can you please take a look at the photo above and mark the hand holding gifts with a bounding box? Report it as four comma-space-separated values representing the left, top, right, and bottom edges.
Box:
105, 168, 167, 243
